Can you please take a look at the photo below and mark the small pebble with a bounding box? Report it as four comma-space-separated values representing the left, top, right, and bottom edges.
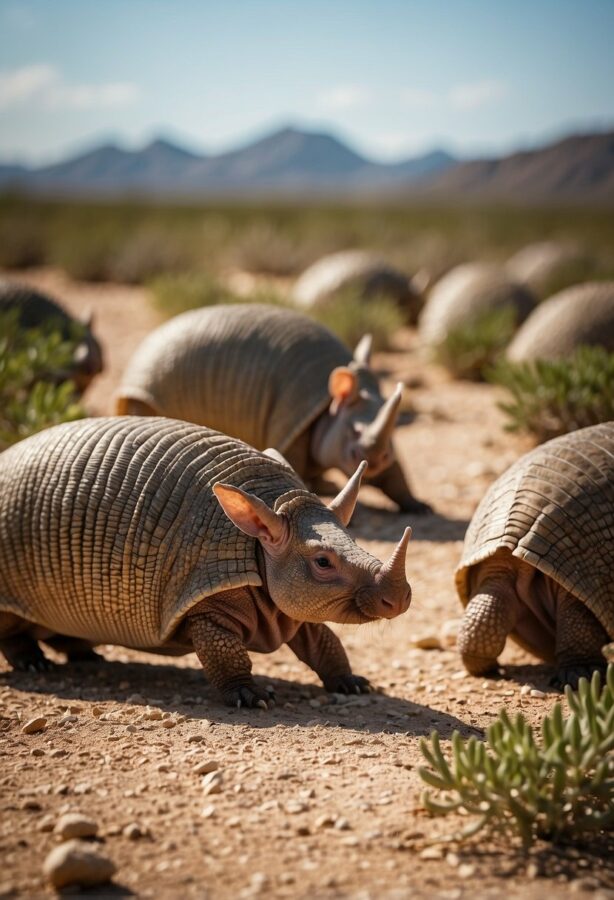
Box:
413, 635, 442, 650
54, 813, 99, 841
43, 840, 116, 888
192, 760, 220, 775
201, 805, 216, 819
530, 689, 547, 699
202, 771, 223, 795
123, 823, 143, 840
21, 716, 47, 735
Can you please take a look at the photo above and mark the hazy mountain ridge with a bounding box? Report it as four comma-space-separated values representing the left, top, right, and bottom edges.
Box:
0, 126, 612, 202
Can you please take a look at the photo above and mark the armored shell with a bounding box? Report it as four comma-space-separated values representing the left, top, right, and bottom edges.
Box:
116, 304, 353, 455
507, 281, 614, 362
0, 417, 307, 650
292, 250, 422, 322
455, 423, 614, 638
506, 241, 588, 297
418, 262, 536, 346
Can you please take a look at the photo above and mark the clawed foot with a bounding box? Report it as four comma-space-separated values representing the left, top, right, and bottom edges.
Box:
550, 663, 606, 692
0, 637, 57, 673
324, 674, 372, 695
222, 681, 276, 709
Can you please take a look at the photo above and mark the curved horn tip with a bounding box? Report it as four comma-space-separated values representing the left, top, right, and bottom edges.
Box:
355, 459, 368, 479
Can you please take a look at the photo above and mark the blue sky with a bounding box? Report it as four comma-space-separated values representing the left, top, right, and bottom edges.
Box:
1, 0, 613, 164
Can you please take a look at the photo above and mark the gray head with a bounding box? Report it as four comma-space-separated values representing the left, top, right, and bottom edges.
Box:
311, 334, 402, 479
214, 461, 412, 625
71, 310, 104, 392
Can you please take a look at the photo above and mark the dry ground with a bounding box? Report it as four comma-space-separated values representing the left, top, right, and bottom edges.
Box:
0, 269, 612, 899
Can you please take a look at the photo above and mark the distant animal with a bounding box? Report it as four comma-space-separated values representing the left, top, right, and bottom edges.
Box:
418, 262, 536, 346
506, 241, 588, 297
0, 417, 412, 707
292, 250, 423, 323
0, 280, 103, 392
115, 304, 430, 513
455, 423, 613, 689
507, 281, 614, 361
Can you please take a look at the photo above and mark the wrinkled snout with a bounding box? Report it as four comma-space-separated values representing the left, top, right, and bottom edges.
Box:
349, 438, 393, 478
356, 526, 412, 620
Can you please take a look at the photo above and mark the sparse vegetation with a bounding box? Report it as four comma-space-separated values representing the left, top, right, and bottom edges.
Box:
149, 272, 247, 317
2, 195, 614, 286
310, 291, 405, 351
488, 346, 614, 441
0, 310, 85, 449
419, 667, 614, 849
434, 307, 518, 380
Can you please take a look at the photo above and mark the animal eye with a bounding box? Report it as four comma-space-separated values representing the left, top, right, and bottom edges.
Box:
314, 556, 332, 569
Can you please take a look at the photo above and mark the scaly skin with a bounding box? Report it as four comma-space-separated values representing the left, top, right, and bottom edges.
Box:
552, 593, 609, 690
457, 582, 518, 676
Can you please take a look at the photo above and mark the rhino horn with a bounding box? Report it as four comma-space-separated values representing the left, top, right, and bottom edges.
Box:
353, 333, 373, 367
378, 526, 412, 586
80, 308, 94, 330
328, 460, 367, 526
362, 383, 402, 452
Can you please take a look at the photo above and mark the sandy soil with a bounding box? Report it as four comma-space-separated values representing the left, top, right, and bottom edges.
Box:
0, 269, 612, 899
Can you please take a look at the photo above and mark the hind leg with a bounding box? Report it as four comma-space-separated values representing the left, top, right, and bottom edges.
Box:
0, 612, 56, 672
551, 593, 609, 691
41, 635, 101, 663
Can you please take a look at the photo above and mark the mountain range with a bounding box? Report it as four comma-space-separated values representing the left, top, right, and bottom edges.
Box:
0, 126, 612, 203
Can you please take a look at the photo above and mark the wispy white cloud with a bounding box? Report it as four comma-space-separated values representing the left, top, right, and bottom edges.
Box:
448, 80, 507, 110
316, 84, 372, 112
400, 87, 437, 109
0, 64, 141, 112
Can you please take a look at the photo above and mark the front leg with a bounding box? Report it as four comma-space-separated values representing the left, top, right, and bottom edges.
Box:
551, 593, 608, 691
366, 459, 431, 514
287, 623, 371, 694
187, 614, 273, 709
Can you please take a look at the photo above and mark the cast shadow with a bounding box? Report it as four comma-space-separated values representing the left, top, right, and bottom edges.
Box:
2, 657, 480, 740
349, 502, 469, 543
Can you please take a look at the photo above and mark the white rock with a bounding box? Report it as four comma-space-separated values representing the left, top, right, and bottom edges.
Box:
43, 840, 116, 888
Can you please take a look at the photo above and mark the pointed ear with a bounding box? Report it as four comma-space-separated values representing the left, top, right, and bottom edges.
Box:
263, 447, 292, 469
328, 367, 358, 413
353, 333, 373, 367
213, 483, 287, 550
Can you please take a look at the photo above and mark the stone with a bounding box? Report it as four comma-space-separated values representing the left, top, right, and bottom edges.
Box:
54, 813, 98, 840
21, 717, 47, 735
43, 840, 116, 888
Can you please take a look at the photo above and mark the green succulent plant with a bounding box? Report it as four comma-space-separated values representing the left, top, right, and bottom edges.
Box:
310, 290, 405, 352
0, 310, 85, 449
488, 346, 614, 441
419, 666, 614, 848
434, 306, 517, 380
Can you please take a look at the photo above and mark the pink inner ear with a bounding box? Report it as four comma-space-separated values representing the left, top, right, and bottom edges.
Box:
329, 368, 358, 406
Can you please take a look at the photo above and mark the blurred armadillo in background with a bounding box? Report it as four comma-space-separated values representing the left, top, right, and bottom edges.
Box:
0, 417, 413, 707
115, 304, 430, 513
418, 261, 536, 348
292, 249, 424, 323
506, 281, 614, 362
0, 279, 103, 392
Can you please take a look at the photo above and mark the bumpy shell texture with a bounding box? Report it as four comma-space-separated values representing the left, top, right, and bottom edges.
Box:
455, 422, 614, 636
117, 304, 352, 454
0, 417, 308, 649
418, 262, 535, 346
507, 281, 614, 361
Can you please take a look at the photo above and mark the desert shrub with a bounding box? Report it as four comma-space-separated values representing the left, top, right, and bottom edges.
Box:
49, 227, 121, 282
149, 272, 244, 318
0, 311, 85, 449
108, 226, 194, 284
310, 290, 404, 351
229, 221, 322, 276
434, 307, 518, 380
0, 215, 46, 268
488, 346, 614, 441
419, 667, 614, 848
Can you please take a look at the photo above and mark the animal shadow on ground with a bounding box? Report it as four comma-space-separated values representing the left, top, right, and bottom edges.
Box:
2, 658, 480, 739
349, 502, 469, 543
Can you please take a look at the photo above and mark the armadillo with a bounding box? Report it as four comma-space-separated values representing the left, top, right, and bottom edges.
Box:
0, 279, 103, 392
0, 417, 412, 707
418, 262, 536, 347
455, 423, 614, 689
506, 281, 614, 361
115, 303, 430, 513
506, 241, 588, 298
